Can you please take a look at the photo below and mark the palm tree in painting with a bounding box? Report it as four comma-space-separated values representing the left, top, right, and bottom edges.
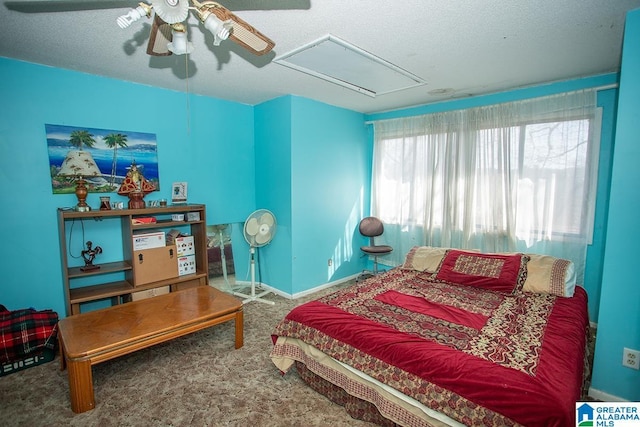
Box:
103, 133, 129, 187
69, 130, 96, 149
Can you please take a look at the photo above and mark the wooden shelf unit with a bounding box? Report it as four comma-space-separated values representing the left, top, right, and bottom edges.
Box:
57, 204, 209, 315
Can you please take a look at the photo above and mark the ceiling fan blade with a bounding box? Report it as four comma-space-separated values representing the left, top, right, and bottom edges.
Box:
5, 0, 138, 13
216, 0, 309, 12
147, 14, 173, 56
6, 0, 310, 13
209, 5, 275, 56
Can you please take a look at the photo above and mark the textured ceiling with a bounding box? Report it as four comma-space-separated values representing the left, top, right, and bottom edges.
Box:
1, 0, 639, 113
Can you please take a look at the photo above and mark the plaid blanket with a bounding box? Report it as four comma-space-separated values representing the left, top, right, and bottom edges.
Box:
0, 304, 59, 364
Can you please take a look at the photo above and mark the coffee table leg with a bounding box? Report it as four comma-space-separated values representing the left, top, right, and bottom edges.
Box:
235, 310, 244, 349
66, 358, 95, 413
59, 336, 66, 371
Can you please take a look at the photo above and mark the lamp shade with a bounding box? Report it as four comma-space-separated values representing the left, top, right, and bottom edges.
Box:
57, 150, 102, 212
58, 150, 102, 178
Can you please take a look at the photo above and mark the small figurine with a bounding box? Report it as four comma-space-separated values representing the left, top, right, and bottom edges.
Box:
81, 241, 103, 271
117, 160, 156, 209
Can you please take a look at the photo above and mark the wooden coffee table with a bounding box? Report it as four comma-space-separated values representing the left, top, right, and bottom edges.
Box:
58, 286, 243, 413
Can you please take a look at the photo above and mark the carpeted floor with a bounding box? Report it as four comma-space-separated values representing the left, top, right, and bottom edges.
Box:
0, 281, 376, 427
1, 279, 599, 426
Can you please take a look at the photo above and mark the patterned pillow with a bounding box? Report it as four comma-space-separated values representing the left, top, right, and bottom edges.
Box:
401, 246, 448, 273
433, 249, 529, 294
523, 254, 576, 297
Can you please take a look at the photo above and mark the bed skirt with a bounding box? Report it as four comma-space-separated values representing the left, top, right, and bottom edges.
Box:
295, 360, 399, 427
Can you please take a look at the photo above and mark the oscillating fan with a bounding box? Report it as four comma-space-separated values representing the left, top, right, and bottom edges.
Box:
234, 209, 277, 305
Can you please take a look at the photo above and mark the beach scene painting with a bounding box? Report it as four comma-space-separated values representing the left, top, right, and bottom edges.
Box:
46, 123, 160, 194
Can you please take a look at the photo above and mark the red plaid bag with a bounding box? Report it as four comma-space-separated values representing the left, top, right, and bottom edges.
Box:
0, 305, 59, 364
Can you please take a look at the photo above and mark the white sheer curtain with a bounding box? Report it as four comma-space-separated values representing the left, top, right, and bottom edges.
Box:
372, 90, 599, 284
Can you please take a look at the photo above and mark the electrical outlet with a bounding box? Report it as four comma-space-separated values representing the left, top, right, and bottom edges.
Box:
622, 347, 640, 370
328, 259, 332, 266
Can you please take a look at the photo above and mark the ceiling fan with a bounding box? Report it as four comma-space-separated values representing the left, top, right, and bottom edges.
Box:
118, 0, 275, 56
6, 0, 276, 57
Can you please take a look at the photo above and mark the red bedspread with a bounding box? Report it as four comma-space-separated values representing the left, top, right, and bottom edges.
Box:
271, 268, 589, 427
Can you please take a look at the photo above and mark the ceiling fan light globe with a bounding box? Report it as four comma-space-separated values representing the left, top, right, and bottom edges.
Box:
167, 30, 194, 55
203, 15, 233, 45
214, 26, 231, 46
116, 5, 149, 29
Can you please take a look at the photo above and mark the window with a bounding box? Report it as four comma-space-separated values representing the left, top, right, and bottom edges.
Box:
372, 90, 599, 281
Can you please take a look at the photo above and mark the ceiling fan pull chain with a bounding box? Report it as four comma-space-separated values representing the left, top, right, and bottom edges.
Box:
185, 53, 191, 135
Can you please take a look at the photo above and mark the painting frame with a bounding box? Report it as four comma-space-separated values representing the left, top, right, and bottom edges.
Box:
46, 123, 160, 194
172, 182, 188, 204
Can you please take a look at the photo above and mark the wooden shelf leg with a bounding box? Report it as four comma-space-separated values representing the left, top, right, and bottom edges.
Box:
235, 309, 244, 349
66, 358, 95, 413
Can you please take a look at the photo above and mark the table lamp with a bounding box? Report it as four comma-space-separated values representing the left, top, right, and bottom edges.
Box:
58, 150, 102, 212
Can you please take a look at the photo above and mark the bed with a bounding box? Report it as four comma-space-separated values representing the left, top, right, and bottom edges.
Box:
270, 247, 590, 427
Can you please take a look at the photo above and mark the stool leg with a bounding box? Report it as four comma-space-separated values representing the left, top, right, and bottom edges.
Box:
66, 358, 95, 413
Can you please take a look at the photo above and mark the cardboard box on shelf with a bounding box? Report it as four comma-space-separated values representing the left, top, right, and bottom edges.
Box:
174, 236, 195, 256
132, 230, 166, 250
178, 254, 196, 276
133, 245, 178, 286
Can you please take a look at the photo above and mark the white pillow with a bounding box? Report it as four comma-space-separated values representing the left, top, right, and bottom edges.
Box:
401, 246, 448, 273
522, 254, 576, 297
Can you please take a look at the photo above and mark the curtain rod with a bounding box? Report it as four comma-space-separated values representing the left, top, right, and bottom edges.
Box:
365, 83, 620, 125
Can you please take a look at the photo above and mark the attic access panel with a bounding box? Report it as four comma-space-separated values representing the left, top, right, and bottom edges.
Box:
274, 35, 426, 97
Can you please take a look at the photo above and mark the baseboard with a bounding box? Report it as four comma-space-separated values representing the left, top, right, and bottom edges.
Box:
234, 274, 359, 300
290, 274, 359, 299
588, 388, 627, 402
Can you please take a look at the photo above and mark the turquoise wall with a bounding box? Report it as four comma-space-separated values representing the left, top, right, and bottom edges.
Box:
253, 96, 369, 295
289, 96, 368, 294
0, 57, 370, 315
252, 96, 293, 292
0, 57, 255, 316
591, 8, 640, 401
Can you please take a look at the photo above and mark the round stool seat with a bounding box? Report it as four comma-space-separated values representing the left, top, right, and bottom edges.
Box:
361, 245, 392, 255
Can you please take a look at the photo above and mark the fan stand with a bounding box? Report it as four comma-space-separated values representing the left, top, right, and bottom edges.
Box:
233, 246, 275, 305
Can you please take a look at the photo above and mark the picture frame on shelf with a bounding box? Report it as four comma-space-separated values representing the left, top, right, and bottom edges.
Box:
172, 182, 188, 204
